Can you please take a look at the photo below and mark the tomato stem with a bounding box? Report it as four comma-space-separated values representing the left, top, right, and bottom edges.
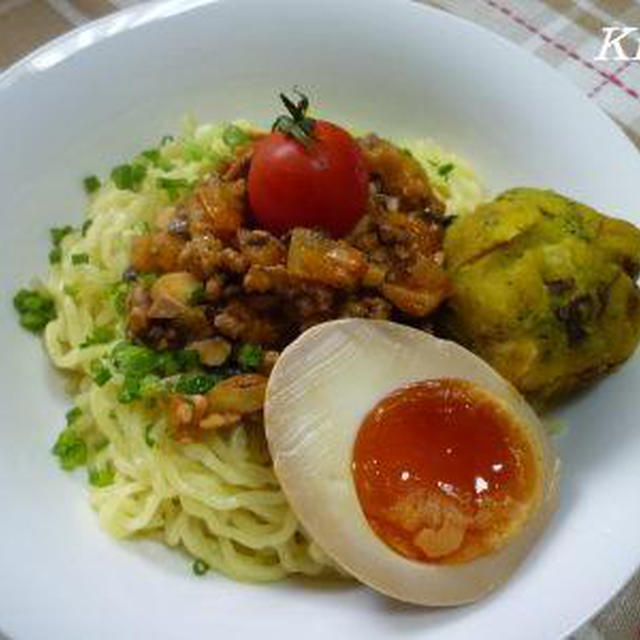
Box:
271, 89, 315, 146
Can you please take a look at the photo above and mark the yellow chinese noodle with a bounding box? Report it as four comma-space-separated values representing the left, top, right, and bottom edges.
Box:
41, 120, 483, 581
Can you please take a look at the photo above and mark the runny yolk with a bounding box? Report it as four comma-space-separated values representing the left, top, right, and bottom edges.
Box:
351, 378, 540, 564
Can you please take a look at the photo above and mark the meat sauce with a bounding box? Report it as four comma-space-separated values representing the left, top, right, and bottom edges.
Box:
352, 378, 541, 564
126, 134, 452, 441
127, 135, 449, 352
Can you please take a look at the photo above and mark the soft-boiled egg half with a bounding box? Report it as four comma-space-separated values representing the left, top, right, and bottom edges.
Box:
264, 319, 559, 606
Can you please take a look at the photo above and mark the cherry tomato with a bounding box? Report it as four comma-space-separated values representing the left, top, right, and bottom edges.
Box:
248, 95, 368, 238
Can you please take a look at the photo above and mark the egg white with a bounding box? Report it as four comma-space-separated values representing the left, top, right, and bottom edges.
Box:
264, 319, 559, 606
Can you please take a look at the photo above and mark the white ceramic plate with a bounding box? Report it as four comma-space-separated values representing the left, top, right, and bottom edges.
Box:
1, 1, 639, 638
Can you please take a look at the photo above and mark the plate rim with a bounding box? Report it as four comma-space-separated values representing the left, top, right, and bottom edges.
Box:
1, 1, 639, 638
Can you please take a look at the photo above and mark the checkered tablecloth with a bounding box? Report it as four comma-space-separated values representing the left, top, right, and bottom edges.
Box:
1, 1, 639, 638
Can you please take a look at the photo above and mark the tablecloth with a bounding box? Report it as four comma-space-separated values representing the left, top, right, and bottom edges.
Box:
0, 0, 638, 637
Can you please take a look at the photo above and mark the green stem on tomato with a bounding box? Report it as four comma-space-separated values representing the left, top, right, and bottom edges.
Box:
271, 89, 316, 146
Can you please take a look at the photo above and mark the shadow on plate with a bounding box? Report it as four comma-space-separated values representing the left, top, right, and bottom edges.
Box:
287, 573, 359, 593
552, 360, 640, 473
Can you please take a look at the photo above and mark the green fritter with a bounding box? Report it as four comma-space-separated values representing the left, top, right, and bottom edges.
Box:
442, 188, 640, 404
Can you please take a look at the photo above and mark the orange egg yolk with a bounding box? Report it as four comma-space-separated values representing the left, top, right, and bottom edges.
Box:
352, 378, 540, 564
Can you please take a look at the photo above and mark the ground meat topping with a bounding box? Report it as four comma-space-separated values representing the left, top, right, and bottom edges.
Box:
127, 134, 452, 372
359, 134, 445, 216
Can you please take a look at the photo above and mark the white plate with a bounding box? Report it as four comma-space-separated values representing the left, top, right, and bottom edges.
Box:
1, 1, 639, 638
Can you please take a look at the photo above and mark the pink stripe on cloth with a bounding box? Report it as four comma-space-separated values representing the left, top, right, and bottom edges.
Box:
588, 59, 634, 98
484, 0, 640, 101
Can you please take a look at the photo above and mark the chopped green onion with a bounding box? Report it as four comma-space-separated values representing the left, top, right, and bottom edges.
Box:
438, 163, 455, 178
50, 226, 73, 246
144, 424, 156, 447
154, 351, 179, 377
48, 247, 62, 264
174, 349, 201, 372
183, 140, 205, 162
141, 149, 160, 164
175, 373, 219, 395
111, 342, 157, 378
154, 348, 200, 377
13, 288, 56, 333
48, 226, 74, 264
111, 282, 130, 315
132, 163, 148, 188
157, 177, 191, 202
80, 325, 115, 348
160, 135, 174, 146
52, 429, 87, 470
223, 124, 250, 149
237, 343, 263, 371
137, 148, 172, 171
118, 375, 142, 404
88, 464, 115, 487
188, 283, 206, 306
83, 175, 101, 194
91, 360, 112, 386
110, 342, 202, 402
81, 219, 93, 236
71, 253, 90, 265
65, 407, 82, 425
192, 559, 209, 576
111, 163, 147, 191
